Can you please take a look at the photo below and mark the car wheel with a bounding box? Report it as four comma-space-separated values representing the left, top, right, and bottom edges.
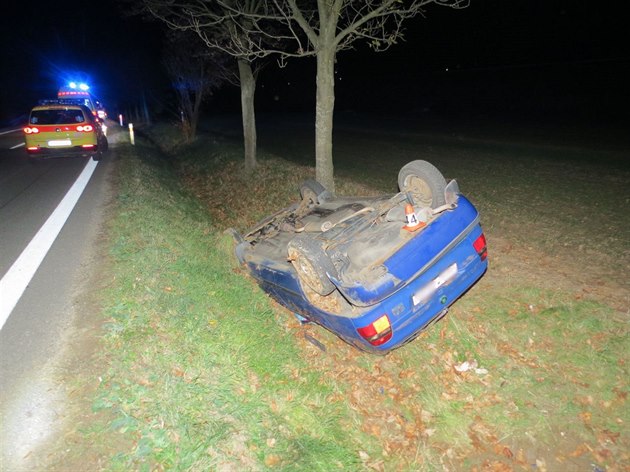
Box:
287, 236, 337, 296
93, 138, 108, 161
398, 160, 447, 208
299, 179, 331, 205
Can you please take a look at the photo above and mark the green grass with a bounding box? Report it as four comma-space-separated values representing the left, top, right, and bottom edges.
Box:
87, 141, 372, 471
50, 122, 629, 471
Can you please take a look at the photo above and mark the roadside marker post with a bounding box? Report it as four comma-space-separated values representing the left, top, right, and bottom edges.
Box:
129, 123, 135, 145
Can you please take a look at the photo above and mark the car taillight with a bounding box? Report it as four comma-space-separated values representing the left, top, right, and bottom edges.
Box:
24, 127, 39, 134
473, 233, 487, 261
81, 144, 95, 149
357, 315, 392, 346
76, 125, 94, 132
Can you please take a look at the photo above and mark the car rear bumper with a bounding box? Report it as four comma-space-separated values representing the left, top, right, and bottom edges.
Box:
26, 145, 99, 158
244, 223, 487, 354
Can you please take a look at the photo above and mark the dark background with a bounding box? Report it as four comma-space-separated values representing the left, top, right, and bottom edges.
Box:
1, 0, 628, 132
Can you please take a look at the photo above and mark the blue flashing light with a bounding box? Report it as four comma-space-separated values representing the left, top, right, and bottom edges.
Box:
67, 82, 89, 91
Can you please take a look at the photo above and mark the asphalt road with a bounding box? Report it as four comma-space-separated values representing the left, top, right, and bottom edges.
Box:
0, 126, 116, 469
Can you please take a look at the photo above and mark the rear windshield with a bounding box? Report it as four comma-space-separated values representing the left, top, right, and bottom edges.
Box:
30, 109, 86, 125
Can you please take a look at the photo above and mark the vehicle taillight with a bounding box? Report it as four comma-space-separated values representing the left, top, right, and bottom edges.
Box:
357, 314, 392, 346
24, 127, 39, 134
81, 144, 95, 149
473, 233, 487, 261
76, 125, 93, 132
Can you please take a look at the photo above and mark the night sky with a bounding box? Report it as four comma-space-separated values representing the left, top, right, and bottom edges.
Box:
1, 0, 628, 129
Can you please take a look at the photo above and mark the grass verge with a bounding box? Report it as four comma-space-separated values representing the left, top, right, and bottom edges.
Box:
85, 140, 375, 471
52, 122, 628, 471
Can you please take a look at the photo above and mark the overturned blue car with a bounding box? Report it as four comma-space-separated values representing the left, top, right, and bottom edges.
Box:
232, 161, 487, 354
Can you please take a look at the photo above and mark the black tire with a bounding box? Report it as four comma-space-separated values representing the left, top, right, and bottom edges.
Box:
287, 236, 337, 296
299, 179, 331, 205
397, 160, 447, 208
93, 137, 108, 161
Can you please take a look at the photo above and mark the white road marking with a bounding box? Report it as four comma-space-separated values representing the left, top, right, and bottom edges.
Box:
10, 143, 24, 149
0, 158, 99, 330
0, 128, 21, 136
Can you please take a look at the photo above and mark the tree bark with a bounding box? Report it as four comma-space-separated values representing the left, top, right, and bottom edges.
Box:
314, 46, 336, 193
190, 86, 204, 140
238, 59, 257, 173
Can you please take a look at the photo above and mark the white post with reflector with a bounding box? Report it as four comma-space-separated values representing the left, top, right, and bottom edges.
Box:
129, 123, 135, 145
119, 114, 124, 127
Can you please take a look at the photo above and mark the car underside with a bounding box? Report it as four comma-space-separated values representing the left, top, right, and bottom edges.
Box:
232, 160, 488, 353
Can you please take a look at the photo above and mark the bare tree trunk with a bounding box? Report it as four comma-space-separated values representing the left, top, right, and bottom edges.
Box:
238, 59, 257, 173
190, 86, 203, 140
315, 46, 336, 193
142, 91, 151, 125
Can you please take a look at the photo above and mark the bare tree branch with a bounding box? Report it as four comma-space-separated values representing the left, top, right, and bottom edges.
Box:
133, 0, 469, 185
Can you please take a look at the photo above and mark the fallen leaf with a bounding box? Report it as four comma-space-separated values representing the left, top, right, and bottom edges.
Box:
440, 326, 447, 339
398, 369, 415, 379
593, 449, 612, 462
569, 443, 590, 457
579, 411, 592, 424
597, 429, 620, 445
574, 395, 594, 406
514, 449, 528, 466
264, 454, 281, 467
367, 459, 385, 471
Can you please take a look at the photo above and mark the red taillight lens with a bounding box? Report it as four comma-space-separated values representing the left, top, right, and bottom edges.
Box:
76, 125, 93, 132
357, 315, 393, 346
81, 144, 95, 149
24, 127, 39, 134
473, 233, 487, 261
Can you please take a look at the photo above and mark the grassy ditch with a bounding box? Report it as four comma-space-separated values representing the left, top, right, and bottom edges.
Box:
57, 122, 628, 471
85, 141, 375, 471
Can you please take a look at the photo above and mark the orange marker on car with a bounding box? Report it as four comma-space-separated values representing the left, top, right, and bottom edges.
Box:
403, 203, 424, 231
